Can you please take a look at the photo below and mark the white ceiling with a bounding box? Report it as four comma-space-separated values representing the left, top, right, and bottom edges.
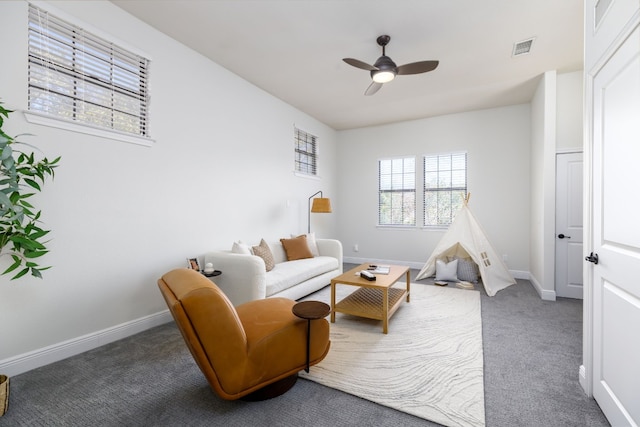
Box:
111, 0, 584, 130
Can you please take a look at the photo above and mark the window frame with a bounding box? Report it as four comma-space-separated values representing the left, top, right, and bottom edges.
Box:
294, 127, 318, 178
378, 156, 417, 227
422, 151, 468, 228
25, 2, 153, 146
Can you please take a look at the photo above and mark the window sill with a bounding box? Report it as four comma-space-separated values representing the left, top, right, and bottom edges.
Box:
293, 171, 320, 180
375, 225, 449, 231
23, 111, 155, 147
376, 225, 417, 230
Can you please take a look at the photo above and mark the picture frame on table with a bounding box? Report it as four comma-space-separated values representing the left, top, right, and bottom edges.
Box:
187, 257, 200, 271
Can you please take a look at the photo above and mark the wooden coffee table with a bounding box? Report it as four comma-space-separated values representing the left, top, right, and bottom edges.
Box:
330, 263, 410, 334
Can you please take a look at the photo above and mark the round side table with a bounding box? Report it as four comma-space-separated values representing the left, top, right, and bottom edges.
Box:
292, 301, 331, 373
202, 270, 221, 277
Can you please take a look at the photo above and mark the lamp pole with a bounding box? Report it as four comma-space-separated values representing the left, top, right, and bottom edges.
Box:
308, 190, 323, 234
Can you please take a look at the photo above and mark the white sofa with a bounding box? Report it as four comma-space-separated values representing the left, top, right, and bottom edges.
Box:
204, 238, 343, 306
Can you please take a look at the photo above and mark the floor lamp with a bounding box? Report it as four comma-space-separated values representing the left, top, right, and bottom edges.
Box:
308, 191, 332, 233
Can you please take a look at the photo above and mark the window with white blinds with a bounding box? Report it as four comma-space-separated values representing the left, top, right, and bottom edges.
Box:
27, 4, 150, 138
294, 127, 317, 176
378, 157, 416, 226
423, 152, 467, 226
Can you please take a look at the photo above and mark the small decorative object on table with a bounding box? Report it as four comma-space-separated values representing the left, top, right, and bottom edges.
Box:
203, 262, 215, 274
187, 257, 200, 271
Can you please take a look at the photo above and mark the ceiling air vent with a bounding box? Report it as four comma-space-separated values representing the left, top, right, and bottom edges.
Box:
512, 38, 535, 57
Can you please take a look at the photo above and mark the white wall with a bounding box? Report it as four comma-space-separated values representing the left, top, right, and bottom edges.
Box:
0, 0, 337, 373
557, 71, 584, 151
529, 71, 557, 300
336, 104, 531, 274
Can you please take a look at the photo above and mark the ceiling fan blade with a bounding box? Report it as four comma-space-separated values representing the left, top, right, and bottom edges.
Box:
343, 58, 378, 71
364, 81, 383, 96
396, 60, 439, 75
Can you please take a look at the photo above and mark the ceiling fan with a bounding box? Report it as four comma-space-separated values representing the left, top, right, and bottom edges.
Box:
343, 35, 439, 96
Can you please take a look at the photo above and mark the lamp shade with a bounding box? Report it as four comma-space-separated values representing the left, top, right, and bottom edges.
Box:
311, 198, 332, 213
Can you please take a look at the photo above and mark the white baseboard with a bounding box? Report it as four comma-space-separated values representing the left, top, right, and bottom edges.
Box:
343, 256, 425, 270
345, 258, 534, 285
0, 310, 173, 377
528, 273, 557, 301
579, 364, 589, 396
509, 270, 529, 280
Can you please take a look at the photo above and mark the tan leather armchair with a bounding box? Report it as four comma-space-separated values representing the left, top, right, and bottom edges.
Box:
158, 268, 330, 400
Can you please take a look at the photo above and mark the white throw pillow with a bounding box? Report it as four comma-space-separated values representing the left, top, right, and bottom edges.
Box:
290, 232, 320, 257
231, 240, 252, 255
435, 259, 459, 281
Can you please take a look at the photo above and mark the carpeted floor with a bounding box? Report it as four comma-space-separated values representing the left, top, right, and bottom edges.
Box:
2, 267, 610, 426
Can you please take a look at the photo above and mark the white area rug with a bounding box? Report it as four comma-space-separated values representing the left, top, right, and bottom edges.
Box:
300, 283, 485, 427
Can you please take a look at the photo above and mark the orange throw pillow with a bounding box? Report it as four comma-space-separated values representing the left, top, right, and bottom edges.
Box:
280, 235, 313, 261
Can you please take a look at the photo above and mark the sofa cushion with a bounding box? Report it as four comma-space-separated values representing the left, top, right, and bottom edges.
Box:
266, 256, 339, 296
231, 240, 252, 255
291, 232, 320, 256
252, 239, 275, 271
280, 235, 313, 261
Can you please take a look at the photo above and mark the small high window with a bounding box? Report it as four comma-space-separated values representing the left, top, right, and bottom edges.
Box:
294, 127, 317, 176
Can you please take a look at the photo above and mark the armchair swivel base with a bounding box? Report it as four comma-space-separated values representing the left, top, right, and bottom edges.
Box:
241, 374, 298, 401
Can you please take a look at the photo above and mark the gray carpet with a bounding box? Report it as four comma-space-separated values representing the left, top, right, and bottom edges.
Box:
2, 266, 610, 426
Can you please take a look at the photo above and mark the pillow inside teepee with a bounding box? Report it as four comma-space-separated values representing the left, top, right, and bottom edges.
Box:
435, 258, 458, 281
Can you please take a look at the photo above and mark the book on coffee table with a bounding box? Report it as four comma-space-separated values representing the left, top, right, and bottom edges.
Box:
370, 265, 390, 274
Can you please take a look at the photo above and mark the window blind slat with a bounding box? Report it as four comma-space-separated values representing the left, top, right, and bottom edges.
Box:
28, 4, 150, 138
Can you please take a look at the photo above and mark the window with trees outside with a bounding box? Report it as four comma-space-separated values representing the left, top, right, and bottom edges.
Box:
27, 4, 150, 139
423, 152, 467, 227
378, 157, 416, 226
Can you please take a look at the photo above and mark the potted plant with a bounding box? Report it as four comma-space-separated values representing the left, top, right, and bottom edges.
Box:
0, 100, 60, 416
0, 101, 60, 280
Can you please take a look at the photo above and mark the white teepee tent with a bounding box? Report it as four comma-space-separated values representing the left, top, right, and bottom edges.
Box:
416, 195, 515, 296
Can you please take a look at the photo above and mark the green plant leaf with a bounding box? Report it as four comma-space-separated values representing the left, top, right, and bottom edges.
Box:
24, 250, 48, 258
2, 257, 21, 274
12, 267, 30, 280
23, 178, 41, 191
0, 191, 12, 208
0, 144, 11, 160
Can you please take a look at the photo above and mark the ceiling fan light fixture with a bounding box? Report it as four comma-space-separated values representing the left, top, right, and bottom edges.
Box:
372, 70, 395, 83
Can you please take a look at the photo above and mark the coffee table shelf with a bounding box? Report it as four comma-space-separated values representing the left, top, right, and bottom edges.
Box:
335, 287, 407, 320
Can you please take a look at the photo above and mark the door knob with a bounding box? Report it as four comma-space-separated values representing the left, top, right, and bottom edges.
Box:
558, 233, 571, 239
585, 252, 599, 264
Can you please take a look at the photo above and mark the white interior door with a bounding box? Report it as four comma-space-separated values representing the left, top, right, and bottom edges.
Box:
591, 25, 640, 427
555, 152, 583, 299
